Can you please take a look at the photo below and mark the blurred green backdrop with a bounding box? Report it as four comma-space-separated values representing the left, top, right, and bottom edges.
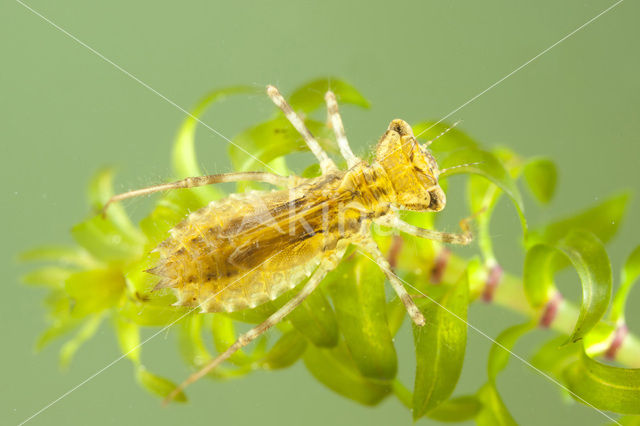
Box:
3, 1, 639, 425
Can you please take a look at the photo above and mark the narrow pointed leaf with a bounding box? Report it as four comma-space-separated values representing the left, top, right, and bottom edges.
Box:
288, 78, 370, 113
136, 366, 187, 403
412, 273, 469, 419
19, 245, 96, 268
303, 341, 391, 406
523, 157, 557, 204
326, 254, 397, 380
564, 349, 640, 414
114, 316, 141, 364
88, 168, 143, 240
59, 314, 103, 368
611, 245, 640, 323
23, 267, 73, 289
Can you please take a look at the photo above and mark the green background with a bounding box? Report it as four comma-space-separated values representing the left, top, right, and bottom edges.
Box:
3, 1, 639, 425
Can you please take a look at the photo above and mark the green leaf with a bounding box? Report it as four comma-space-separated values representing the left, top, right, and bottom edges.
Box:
523, 157, 557, 204
326, 254, 398, 380
488, 322, 535, 380
114, 316, 141, 364
139, 187, 207, 248
563, 349, 640, 414
229, 116, 336, 173
427, 395, 483, 422
136, 366, 186, 403
440, 148, 527, 234
412, 121, 478, 154
303, 340, 391, 406
611, 245, 640, 324
88, 168, 143, 241
530, 335, 580, 377
65, 269, 126, 318
171, 86, 255, 202
59, 314, 103, 368
288, 78, 370, 113
475, 383, 517, 426
120, 298, 187, 327
71, 216, 143, 262
22, 267, 73, 289
412, 272, 469, 419
618, 416, 640, 426
524, 230, 612, 342
259, 329, 307, 370
211, 314, 253, 366
528, 192, 630, 247
19, 245, 96, 268
287, 286, 339, 348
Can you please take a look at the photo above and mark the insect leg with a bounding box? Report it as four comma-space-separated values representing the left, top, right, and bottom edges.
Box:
102, 171, 295, 214
324, 91, 360, 168
163, 256, 339, 405
376, 214, 473, 245
357, 237, 426, 327
266, 85, 337, 174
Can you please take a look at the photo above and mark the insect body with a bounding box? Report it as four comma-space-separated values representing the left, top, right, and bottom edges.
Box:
105, 86, 472, 403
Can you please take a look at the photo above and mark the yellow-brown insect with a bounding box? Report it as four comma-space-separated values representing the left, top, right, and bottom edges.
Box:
104, 85, 472, 403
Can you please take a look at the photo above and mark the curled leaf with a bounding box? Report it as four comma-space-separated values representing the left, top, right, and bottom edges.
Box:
288, 78, 370, 113
259, 329, 307, 370
528, 192, 630, 247
564, 349, 640, 414
488, 322, 535, 380
524, 230, 612, 343
440, 148, 527, 234
412, 121, 478, 154
172, 86, 255, 201
303, 340, 391, 406
611, 245, 640, 324
59, 314, 103, 368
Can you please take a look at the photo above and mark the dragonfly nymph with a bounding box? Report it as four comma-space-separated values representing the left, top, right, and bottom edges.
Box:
104, 85, 473, 403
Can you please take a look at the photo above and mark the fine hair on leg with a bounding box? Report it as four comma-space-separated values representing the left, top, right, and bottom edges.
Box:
102, 171, 294, 214
356, 237, 426, 326
324, 90, 360, 168
266, 85, 337, 174
375, 214, 473, 245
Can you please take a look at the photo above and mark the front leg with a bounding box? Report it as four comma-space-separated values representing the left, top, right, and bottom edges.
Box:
375, 213, 473, 245
356, 236, 425, 327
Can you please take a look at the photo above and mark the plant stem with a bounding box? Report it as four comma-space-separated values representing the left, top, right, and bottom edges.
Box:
439, 250, 640, 368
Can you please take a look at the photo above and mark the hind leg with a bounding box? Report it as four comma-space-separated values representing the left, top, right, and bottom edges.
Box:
103, 171, 298, 214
